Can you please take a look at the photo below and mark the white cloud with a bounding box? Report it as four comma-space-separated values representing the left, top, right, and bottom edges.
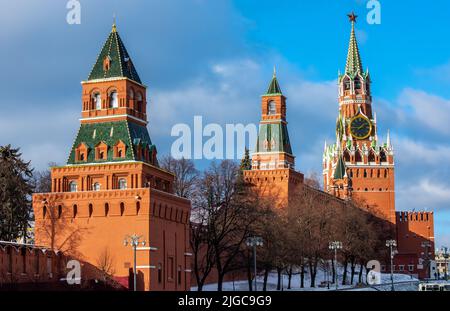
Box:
397, 179, 450, 212
396, 137, 450, 165
398, 88, 450, 136
0, 104, 79, 171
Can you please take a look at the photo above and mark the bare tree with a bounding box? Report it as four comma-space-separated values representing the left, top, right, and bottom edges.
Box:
160, 156, 198, 198
96, 246, 116, 283
191, 160, 266, 291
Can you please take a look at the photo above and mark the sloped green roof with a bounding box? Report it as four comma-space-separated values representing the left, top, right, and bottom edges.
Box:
67, 120, 156, 165
265, 75, 282, 95
255, 122, 292, 154
333, 154, 347, 180
87, 24, 142, 84
345, 20, 363, 77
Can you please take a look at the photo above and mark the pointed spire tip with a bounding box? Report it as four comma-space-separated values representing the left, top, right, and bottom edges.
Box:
112, 13, 117, 33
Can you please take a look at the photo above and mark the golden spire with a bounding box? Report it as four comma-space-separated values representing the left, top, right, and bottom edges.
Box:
112, 13, 117, 33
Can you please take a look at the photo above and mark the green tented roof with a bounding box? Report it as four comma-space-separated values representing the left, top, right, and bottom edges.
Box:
67, 120, 157, 165
255, 122, 292, 154
265, 75, 282, 95
333, 154, 347, 180
87, 25, 142, 84
345, 20, 363, 77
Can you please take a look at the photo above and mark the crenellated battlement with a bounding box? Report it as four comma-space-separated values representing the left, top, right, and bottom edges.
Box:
396, 211, 434, 223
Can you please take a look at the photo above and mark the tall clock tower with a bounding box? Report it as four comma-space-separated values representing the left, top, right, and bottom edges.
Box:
323, 13, 396, 224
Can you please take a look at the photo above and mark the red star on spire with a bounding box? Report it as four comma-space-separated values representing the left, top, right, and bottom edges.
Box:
347, 12, 358, 23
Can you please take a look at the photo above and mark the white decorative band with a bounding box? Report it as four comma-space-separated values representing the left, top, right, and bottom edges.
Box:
80, 114, 148, 124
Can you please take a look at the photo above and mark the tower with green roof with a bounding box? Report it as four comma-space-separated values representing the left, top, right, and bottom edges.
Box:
323, 13, 396, 224
70, 22, 158, 167
33, 22, 192, 291
251, 68, 295, 170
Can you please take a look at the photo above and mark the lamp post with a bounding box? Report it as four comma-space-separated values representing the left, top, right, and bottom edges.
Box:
421, 241, 432, 281
246, 236, 263, 291
124, 234, 146, 291
329, 241, 342, 290
386, 239, 397, 291
442, 247, 449, 281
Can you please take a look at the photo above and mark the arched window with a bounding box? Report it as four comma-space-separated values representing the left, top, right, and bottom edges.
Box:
380, 151, 387, 162
129, 88, 134, 100
69, 181, 77, 192
119, 178, 127, 190
88, 204, 93, 217
58, 205, 62, 218
368, 150, 376, 163
354, 77, 362, 93
93, 182, 101, 191
118, 149, 122, 157
73, 204, 78, 218
355, 150, 362, 163
93, 93, 101, 110
43, 206, 47, 218
136, 92, 143, 112
268, 101, 276, 115
344, 77, 351, 91
105, 203, 109, 217
109, 91, 118, 108
136, 201, 141, 214
343, 150, 351, 162
120, 202, 125, 216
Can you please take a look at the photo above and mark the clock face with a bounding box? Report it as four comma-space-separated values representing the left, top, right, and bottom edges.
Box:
350, 116, 372, 139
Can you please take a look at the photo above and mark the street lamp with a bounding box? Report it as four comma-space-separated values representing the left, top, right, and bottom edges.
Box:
386, 239, 397, 291
421, 241, 432, 281
329, 241, 342, 290
124, 234, 146, 291
246, 236, 263, 291
441, 246, 449, 281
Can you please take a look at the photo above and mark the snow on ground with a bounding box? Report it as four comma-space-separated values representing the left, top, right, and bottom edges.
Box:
191, 266, 421, 291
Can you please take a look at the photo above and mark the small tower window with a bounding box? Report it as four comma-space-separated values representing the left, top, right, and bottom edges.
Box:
354, 77, 362, 93
268, 100, 276, 115
344, 77, 351, 91
103, 56, 111, 71
119, 178, 127, 190
109, 91, 118, 108
94, 93, 101, 110
129, 88, 134, 99
136, 92, 143, 113
69, 181, 77, 192
93, 182, 101, 191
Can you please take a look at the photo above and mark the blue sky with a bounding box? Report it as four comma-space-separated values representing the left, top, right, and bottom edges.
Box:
1, 0, 449, 247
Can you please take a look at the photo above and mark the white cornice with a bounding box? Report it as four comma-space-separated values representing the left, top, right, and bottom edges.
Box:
80, 114, 148, 125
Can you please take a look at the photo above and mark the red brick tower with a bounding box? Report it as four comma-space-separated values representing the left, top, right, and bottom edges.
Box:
244, 70, 303, 207
32, 23, 191, 291
324, 13, 435, 279
323, 13, 395, 224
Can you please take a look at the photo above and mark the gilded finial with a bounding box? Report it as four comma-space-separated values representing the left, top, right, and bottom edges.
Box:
112, 13, 117, 32
273, 65, 277, 78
